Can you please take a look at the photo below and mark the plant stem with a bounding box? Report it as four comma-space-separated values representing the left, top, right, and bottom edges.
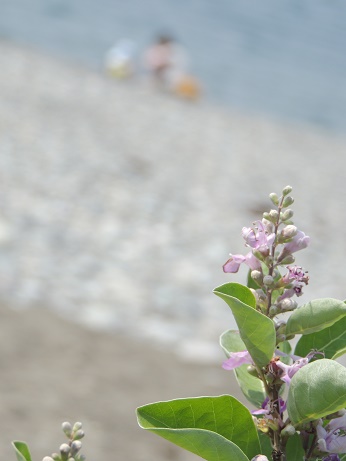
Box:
265, 195, 288, 461
266, 197, 284, 315
305, 431, 317, 460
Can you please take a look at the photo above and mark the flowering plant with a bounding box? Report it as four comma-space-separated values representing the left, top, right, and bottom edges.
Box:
12, 422, 86, 461
137, 186, 346, 461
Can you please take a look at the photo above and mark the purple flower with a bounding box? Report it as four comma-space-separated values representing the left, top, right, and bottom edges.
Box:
222, 350, 252, 370
322, 455, 341, 461
283, 229, 310, 253
252, 397, 286, 431
277, 230, 310, 264
223, 252, 261, 273
223, 220, 274, 274
242, 220, 275, 252
278, 265, 310, 299
252, 397, 286, 416
276, 352, 318, 385
282, 265, 309, 285
317, 414, 346, 454
326, 414, 346, 433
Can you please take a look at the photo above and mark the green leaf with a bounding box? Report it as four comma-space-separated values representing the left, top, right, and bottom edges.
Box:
258, 432, 272, 459
12, 442, 32, 461
220, 330, 266, 408
285, 433, 304, 460
137, 395, 261, 461
287, 359, 346, 426
294, 316, 346, 360
214, 283, 276, 369
286, 298, 346, 336
215, 282, 257, 308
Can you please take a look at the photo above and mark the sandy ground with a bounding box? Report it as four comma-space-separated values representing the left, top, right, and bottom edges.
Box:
0, 306, 242, 461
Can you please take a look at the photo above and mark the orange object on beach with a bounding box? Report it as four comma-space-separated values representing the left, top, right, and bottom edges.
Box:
174, 75, 201, 100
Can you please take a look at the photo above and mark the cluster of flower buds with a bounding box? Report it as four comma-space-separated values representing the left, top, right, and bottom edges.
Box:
42, 422, 85, 461
223, 186, 310, 317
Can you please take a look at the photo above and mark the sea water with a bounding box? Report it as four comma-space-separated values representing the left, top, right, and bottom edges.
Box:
1, 0, 346, 133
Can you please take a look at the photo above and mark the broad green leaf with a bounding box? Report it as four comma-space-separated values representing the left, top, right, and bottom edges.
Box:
258, 433, 272, 459
294, 316, 346, 360
285, 433, 304, 460
286, 298, 346, 336
220, 330, 265, 408
214, 283, 276, 369
137, 395, 261, 461
12, 442, 32, 461
287, 359, 346, 426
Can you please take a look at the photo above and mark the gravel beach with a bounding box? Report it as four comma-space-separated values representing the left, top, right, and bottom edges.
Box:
0, 306, 238, 461
1, 39, 346, 460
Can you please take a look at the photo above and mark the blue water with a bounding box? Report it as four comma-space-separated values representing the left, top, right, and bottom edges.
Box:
1, 0, 346, 133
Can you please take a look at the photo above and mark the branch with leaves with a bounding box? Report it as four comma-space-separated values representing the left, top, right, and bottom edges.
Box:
137, 186, 346, 461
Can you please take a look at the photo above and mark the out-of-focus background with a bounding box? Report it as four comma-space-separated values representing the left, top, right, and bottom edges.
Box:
0, 1, 346, 460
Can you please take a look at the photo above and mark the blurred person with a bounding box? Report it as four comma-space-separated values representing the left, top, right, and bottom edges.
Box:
143, 33, 200, 100
105, 39, 136, 79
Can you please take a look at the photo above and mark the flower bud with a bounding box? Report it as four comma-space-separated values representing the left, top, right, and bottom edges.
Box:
281, 424, 296, 437
280, 225, 297, 239
263, 275, 274, 286
251, 270, 263, 285
59, 444, 70, 461
60, 445, 70, 455
281, 209, 294, 221
73, 430, 85, 440
276, 334, 286, 343
70, 441, 82, 457
282, 185, 293, 196
255, 289, 267, 301
262, 218, 274, 233
262, 211, 276, 224
247, 365, 259, 377
251, 456, 269, 461
279, 298, 297, 312
275, 320, 286, 334
282, 195, 294, 207
72, 422, 83, 432
51, 454, 60, 461
43, 457, 54, 461
269, 192, 279, 206
269, 305, 278, 316
269, 209, 279, 221
62, 422, 72, 438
